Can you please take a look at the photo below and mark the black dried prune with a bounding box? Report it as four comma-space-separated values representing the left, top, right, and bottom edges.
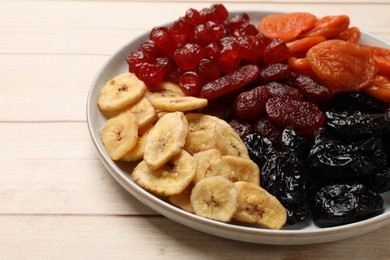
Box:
325, 110, 390, 140
281, 126, 310, 158
261, 151, 310, 224
244, 133, 276, 167
365, 167, 390, 193
308, 130, 388, 178
311, 183, 384, 228
329, 91, 387, 114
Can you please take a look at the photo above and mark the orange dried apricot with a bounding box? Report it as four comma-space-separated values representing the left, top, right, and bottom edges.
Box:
362, 75, 390, 103
368, 46, 390, 78
335, 27, 361, 43
307, 39, 378, 91
287, 56, 316, 78
286, 36, 326, 55
299, 15, 350, 38
257, 12, 317, 42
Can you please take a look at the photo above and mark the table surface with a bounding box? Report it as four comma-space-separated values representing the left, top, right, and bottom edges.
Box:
1, 0, 390, 259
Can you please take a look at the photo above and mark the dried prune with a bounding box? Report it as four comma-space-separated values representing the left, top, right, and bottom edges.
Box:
244, 133, 276, 167
281, 126, 310, 158
329, 91, 388, 113
365, 167, 390, 193
308, 129, 388, 178
325, 110, 390, 139
311, 183, 383, 228
261, 151, 310, 224
254, 118, 283, 149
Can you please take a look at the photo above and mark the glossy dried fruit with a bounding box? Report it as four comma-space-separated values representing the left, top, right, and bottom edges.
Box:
311, 183, 383, 228
257, 12, 317, 42
199, 64, 260, 99
329, 91, 388, 113
266, 97, 325, 134
368, 46, 390, 78
244, 133, 276, 167
173, 43, 205, 71
259, 63, 292, 83
254, 117, 283, 149
307, 40, 378, 91
336, 27, 361, 44
287, 56, 317, 78
229, 117, 255, 139
308, 129, 388, 178
262, 38, 291, 64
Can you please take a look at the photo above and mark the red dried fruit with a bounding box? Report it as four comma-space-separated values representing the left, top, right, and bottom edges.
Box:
262, 38, 291, 64
236, 35, 267, 62
265, 82, 304, 101
197, 100, 233, 120
254, 118, 283, 149
197, 58, 221, 84
219, 37, 242, 73
265, 97, 325, 134
155, 57, 175, 79
199, 64, 261, 99
169, 17, 193, 45
127, 50, 154, 74
229, 117, 255, 140
194, 21, 225, 47
260, 63, 292, 82
150, 27, 176, 57
173, 43, 205, 71
204, 42, 221, 61
201, 4, 228, 25
227, 13, 250, 30
137, 63, 165, 89
233, 86, 270, 119
179, 71, 202, 96
293, 74, 332, 104
185, 8, 204, 27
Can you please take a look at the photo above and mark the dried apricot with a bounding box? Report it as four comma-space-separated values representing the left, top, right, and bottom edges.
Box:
362, 75, 390, 103
307, 39, 378, 91
335, 27, 361, 44
287, 56, 316, 77
299, 15, 350, 38
287, 36, 326, 55
257, 12, 317, 42
368, 46, 390, 78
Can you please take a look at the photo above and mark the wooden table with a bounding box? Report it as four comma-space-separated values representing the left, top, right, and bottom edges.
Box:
1, 0, 390, 259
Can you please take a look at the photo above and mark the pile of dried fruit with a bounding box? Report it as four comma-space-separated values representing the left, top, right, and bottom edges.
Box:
98, 4, 390, 229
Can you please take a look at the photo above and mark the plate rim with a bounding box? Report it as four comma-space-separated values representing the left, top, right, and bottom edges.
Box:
86, 10, 390, 245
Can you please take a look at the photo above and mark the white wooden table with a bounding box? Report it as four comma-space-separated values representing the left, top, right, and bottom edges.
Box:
1, 1, 390, 259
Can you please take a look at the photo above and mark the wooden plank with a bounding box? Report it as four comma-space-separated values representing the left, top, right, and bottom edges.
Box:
0, 159, 156, 215
0, 215, 389, 259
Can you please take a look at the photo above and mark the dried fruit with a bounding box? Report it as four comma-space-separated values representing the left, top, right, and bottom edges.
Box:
307, 40, 378, 91
265, 97, 325, 134
257, 12, 317, 42
299, 15, 350, 38
199, 64, 260, 99
233, 86, 269, 119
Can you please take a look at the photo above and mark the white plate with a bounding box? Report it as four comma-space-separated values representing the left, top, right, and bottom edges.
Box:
86, 11, 390, 245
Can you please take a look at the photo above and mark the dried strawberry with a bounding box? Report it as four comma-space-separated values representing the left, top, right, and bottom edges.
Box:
233, 86, 270, 119
265, 97, 325, 134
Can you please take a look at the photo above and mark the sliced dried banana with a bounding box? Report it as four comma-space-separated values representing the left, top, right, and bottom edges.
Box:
205, 155, 260, 185
184, 130, 216, 154
144, 111, 188, 170
98, 73, 146, 112
128, 97, 157, 129
149, 96, 208, 112
214, 123, 249, 158
192, 149, 222, 184
190, 176, 238, 222
186, 113, 230, 133
169, 183, 194, 213
233, 181, 287, 230
132, 150, 197, 196
100, 111, 138, 160
120, 125, 152, 162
